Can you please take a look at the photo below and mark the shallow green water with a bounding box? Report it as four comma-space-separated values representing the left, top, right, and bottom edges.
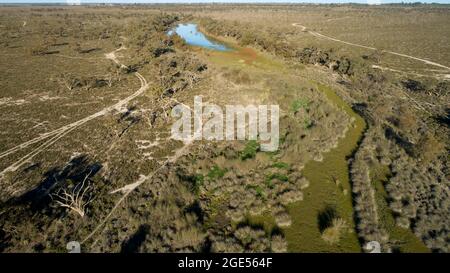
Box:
283, 83, 365, 252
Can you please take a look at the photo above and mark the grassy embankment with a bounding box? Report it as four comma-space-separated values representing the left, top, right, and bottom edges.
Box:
282, 84, 364, 252
180, 24, 425, 252
188, 25, 364, 252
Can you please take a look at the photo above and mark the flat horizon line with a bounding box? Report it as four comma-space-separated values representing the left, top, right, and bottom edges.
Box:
1, 1, 450, 5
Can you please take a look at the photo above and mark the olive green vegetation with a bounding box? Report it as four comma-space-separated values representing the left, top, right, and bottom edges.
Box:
370, 165, 430, 253
283, 83, 365, 252
266, 173, 289, 183
247, 83, 366, 252
240, 140, 260, 160
271, 162, 290, 170
193, 174, 205, 195
1, 5, 445, 254
190, 26, 427, 252
200, 31, 367, 251
291, 98, 310, 113
247, 210, 278, 234
207, 165, 228, 180
246, 184, 266, 199
291, 98, 313, 129
203, 37, 429, 251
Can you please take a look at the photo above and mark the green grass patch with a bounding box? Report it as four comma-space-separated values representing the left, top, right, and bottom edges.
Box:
303, 118, 313, 129
246, 211, 278, 234
246, 184, 266, 199
264, 173, 289, 189
283, 83, 365, 253
193, 174, 204, 195
240, 140, 260, 160
207, 165, 227, 180
291, 98, 310, 113
266, 173, 289, 182
271, 162, 290, 169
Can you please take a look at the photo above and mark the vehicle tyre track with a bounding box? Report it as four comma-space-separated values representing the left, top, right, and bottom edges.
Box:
0, 46, 149, 179
292, 23, 450, 78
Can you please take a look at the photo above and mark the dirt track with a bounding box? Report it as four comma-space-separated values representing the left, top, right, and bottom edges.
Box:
292, 23, 450, 79
0, 47, 150, 180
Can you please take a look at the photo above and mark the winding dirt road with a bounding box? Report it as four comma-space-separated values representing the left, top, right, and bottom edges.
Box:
0, 43, 195, 246
0, 47, 150, 179
292, 23, 450, 79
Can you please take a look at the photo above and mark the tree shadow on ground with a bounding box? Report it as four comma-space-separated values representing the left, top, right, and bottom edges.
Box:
121, 224, 150, 253
317, 205, 338, 233
0, 155, 102, 252
16, 154, 102, 212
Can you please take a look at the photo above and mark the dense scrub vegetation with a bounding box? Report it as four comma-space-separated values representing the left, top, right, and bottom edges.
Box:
0, 10, 217, 252
199, 17, 357, 77
194, 6, 449, 252
0, 5, 448, 253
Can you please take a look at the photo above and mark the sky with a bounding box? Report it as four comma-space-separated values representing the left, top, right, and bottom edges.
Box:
1, 0, 449, 4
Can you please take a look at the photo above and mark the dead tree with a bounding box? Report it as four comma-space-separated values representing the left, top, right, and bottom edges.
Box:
51, 172, 94, 218
56, 73, 79, 91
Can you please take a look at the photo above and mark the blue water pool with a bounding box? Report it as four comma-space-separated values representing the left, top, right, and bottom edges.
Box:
168, 23, 230, 51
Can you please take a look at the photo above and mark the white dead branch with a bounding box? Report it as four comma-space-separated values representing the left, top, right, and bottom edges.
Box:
51, 172, 94, 218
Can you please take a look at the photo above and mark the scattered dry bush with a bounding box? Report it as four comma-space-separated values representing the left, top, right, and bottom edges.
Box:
350, 130, 390, 251
321, 218, 348, 244
51, 172, 94, 218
